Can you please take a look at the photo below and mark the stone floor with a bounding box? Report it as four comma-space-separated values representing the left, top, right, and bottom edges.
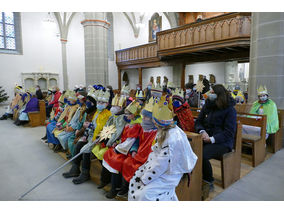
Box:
1, 105, 284, 201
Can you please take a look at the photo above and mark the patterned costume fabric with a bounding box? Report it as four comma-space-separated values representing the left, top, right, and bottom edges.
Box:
128, 126, 197, 201
173, 102, 195, 132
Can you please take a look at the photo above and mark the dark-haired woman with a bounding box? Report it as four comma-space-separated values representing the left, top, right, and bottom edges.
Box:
195, 84, 237, 190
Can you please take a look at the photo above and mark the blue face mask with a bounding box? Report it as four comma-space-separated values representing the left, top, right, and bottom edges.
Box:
173, 100, 181, 108
97, 103, 106, 111
86, 101, 93, 109
123, 115, 131, 123
147, 86, 151, 90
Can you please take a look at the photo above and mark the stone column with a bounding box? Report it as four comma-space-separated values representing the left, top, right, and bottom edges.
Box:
60, 39, 69, 90
81, 12, 110, 87
118, 68, 121, 90
248, 12, 284, 109
225, 61, 238, 91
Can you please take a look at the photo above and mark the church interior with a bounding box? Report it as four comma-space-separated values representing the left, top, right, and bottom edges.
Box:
0, 3, 284, 208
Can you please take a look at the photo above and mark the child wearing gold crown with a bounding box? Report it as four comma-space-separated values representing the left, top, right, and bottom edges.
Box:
101, 100, 143, 199
128, 95, 197, 201
62, 88, 112, 184
119, 97, 158, 198
246, 85, 279, 137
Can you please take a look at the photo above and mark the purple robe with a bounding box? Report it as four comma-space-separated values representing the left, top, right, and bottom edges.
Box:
23, 97, 39, 113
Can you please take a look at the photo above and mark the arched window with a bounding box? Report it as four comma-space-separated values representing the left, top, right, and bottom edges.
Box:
24, 78, 34, 89
0, 12, 22, 54
49, 78, 57, 87
38, 78, 47, 90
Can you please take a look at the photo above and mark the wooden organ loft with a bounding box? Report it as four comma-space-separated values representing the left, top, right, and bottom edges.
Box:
115, 12, 251, 89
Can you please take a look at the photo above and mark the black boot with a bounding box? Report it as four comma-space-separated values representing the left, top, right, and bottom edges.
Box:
106, 173, 121, 199
98, 166, 111, 189
62, 163, 80, 178
0, 114, 8, 120
117, 177, 129, 198
72, 168, 90, 184
41, 135, 47, 140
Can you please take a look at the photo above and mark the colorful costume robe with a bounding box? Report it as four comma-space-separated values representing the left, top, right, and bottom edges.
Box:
122, 128, 157, 182
173, 102, 195, 132
128, 126, 197, 201
250, 99, 279, 134
92, 114, 127, 160
103, 117, 142, 173
18, 97, 39, 121
57, 105, 87, 150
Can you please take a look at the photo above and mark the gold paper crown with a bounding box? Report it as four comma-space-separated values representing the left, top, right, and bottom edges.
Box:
152, 95, 174, 123
87, 87, 96, 100
121, 85, 130, 94
96, 90, 110, 103
125, 100, 141, 115
167, 81, 175, 89
135, 90, 145, 99
14, 85, 23, 94
118, 95, 127, 107
143, 96, 154, 113
68, 90, 77, 101
257, 85, 268, 95
111, 94, 119, 106
172, 88, 184, 99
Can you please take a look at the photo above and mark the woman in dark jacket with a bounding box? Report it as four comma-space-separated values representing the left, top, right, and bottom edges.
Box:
195, 84, 237, 189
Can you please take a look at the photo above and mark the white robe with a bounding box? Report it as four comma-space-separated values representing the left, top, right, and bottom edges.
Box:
128, 126, 198, 201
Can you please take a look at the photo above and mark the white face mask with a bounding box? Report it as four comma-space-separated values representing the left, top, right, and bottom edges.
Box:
186, 89, 191, 93
208, 93, 217, 101
259, 95, 268, 102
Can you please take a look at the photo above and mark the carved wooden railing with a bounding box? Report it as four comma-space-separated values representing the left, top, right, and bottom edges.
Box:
157, 12, 251, 55
115, 12, 251, 66
116, 42, 158, 64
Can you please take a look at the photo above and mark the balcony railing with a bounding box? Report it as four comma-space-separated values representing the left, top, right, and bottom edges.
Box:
115, 12, 251, 66
157, 12, 251, 56
116, 42, 158, 64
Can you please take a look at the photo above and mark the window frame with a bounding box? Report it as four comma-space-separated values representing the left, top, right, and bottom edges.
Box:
0, 12, 23, 55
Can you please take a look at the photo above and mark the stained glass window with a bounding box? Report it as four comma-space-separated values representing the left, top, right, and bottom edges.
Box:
0, 12, 17, 51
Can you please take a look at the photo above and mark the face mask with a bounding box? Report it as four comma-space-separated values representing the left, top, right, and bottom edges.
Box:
193, 88, 197, 92
110, 106, 120, 115
141, 119, 156, 130
173, 100, 181, 108
48, 91, 52, 95
147, 86, 151, 90
36, 88, 39, 91
97, 103, 106, 111
86, 101, 94, 109
137, 87, 141, 90
123, 115, 131, 123
186, 89, 191, 93
259, 96, 268, 102
208, 93, 217, 101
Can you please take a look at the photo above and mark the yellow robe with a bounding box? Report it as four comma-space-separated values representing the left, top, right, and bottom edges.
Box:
90, 109, 112, 160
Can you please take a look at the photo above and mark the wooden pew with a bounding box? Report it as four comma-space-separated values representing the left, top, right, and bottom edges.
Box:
237, 112, 267, 167
175, 132, 202, 201
269, 109, 284, 153
235, 103, 283, 154
28, 100, 46, 127
213, 122, 242, 188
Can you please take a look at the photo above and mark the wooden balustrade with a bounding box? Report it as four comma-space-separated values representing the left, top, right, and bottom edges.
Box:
157, 12, 251, 56
115, 12, 251, 67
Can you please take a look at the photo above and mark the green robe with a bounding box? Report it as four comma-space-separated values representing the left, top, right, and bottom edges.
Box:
249, 99, 279, 134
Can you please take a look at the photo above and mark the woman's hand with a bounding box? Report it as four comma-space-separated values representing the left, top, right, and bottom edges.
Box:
131, 151, 137, 158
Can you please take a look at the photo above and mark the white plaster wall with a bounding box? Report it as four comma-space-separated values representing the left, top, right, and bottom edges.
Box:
142, 66, 173, 89
121, 69, 139, 90
113, 12, 171, 50
66, 12, 85, 90
185, 62, 226, 85
0, 12, 62, 103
